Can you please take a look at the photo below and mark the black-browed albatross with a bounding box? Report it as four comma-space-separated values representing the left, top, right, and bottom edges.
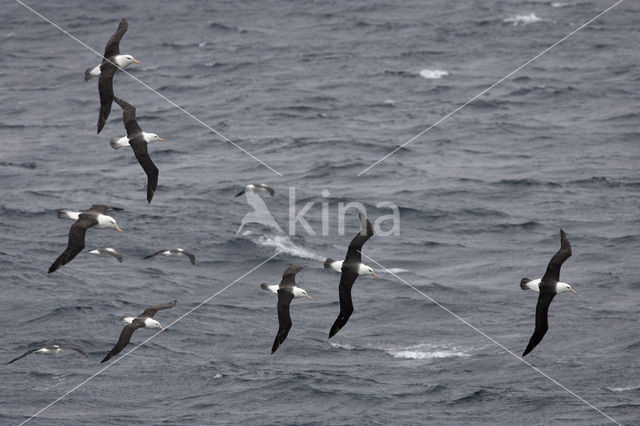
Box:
144, 248, 196, 265
101, 300, 177, 363
521, 229, 577, 357
88, 247, 123, 263
49, 204, 124, 273
95, 19, 141, 134
260, 265, 312, 354
112, 96, 163, 203
7, 345, 88, 364
327, 213, 378, 338
85, 18, 140, 82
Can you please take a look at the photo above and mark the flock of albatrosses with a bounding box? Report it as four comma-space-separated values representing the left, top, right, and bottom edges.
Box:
10, 19, 578, 365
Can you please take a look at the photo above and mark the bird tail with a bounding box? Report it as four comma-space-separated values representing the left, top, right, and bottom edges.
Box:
57, 209, 80, 220
323, 258, 336, 270
260, 283, 270, 291
520, 278, 531, 290
235, 189, 246, 198
84, 67, 93, 81
110, 137, 123, 150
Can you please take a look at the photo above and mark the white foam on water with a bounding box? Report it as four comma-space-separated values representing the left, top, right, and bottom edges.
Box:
504, 13, 543, 25
419, 69, 449, 79
252, 233, 324, 261
386, 343, 469, 360
606, 384, 640, 392
329, 341, 356, 350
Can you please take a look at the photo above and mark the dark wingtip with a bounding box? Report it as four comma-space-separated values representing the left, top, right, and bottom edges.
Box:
323, 258, 335, 270
520, 278, 531, 290
234, 190, 245, 198
48, 263, 59, 273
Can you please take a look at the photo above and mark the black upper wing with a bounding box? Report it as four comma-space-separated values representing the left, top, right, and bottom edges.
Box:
271, 290, 294, 354
522, 291, 556, 356
7, 348, 38, 364
97, 65, 117, 134
140, 300, 177, 318
88, 204, 124, 214
328, 270, 359, 338
143, 250, 166, 259
113, 97, 143, 137
60, 346, 89, 357
101, 321, 144, 363
344, 218, 374, 264
130, 138, 159, 203
541, 230, 572, 283
103, 18, 128, 60
48, 216, 97, 273
280, 264, 303, 288
182, 251, 196, 265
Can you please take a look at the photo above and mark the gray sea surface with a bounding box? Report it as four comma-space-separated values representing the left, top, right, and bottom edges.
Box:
1, 0, 639, 424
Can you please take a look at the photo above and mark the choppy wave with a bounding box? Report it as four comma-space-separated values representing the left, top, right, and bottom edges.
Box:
606, 384, 640, 393
419, 69, 449, 79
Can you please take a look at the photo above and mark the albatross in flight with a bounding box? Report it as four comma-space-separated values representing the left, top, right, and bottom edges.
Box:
521, 229, 577, 357
112, 96, 163, 203
101, 300, 177, 363
326, 213, 378, 338
94, 18, 141, 134
49, 204, 123, 273
7, 345, 88, 364
235, 184, 275, 198
144, 248, 196, 265
260, 265, 312, 354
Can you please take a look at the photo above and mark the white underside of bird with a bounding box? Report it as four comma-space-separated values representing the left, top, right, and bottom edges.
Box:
85, 55, 138, 80
109, 132, 163, 150
120, 316, 163, 329
325, 259, 375, 275
262, 285, 311, 299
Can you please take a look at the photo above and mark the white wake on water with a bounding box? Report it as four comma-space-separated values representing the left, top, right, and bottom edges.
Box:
245, 231, 325, 261
419, 69, 449, 79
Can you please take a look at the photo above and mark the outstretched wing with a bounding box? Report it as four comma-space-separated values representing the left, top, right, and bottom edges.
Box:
130, 138, 159, 203
344, 217, 374, 263
61, 346, 89, 357
141, 300, 177, 318
542, 230, 572, 283
88, 204, 124, 214
101, 321, 144, 363
7, 348, 38, 364
182, 251, 196, 265
328, 271, 358, 338
522, 291, 556, 356
113, 97, 143, 136
97, 65, 117, 134
256, 184, 275, 196
103, 18, 128, 59
280, 264, 303, 288
48, 217, 97, 273
143, 250, 166, 259
271, 290, 294, 354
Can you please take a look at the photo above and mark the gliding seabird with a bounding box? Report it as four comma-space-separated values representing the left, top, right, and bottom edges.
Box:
260, 265, 311, 354
521, 229, 577, 357
49, 204, 123, 273
7, 345, 88, 364
327, 213, 378, 338
94, 18, 141, 133
101, 300, 177, 363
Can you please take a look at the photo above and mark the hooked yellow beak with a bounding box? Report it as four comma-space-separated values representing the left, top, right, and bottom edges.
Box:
570, 288, 577, 295
159, 324, 165, 331
158, 137, 165, 142
132, 58, 141, 64
372, 272, 379, 278
305, 294, 312, 300
115, 225, 124, 233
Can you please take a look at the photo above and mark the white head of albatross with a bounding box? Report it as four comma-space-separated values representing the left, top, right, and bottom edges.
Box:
556, 282, 577, 295
114, 54, 141, 68
292, 287, 312, 300
358, 263, 378, 278
96, 214, 123, 232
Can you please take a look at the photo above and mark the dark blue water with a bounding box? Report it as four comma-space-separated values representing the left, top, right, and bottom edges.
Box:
1, 0, 639, 424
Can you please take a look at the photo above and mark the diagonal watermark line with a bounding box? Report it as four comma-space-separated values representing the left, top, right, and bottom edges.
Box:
15, 0, 283, 177
19, 251, 283, 426
360, 252, 621, 425
357, 0, 625, 176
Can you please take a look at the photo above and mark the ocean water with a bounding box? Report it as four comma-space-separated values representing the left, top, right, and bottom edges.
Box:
1, 0, 639, 424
